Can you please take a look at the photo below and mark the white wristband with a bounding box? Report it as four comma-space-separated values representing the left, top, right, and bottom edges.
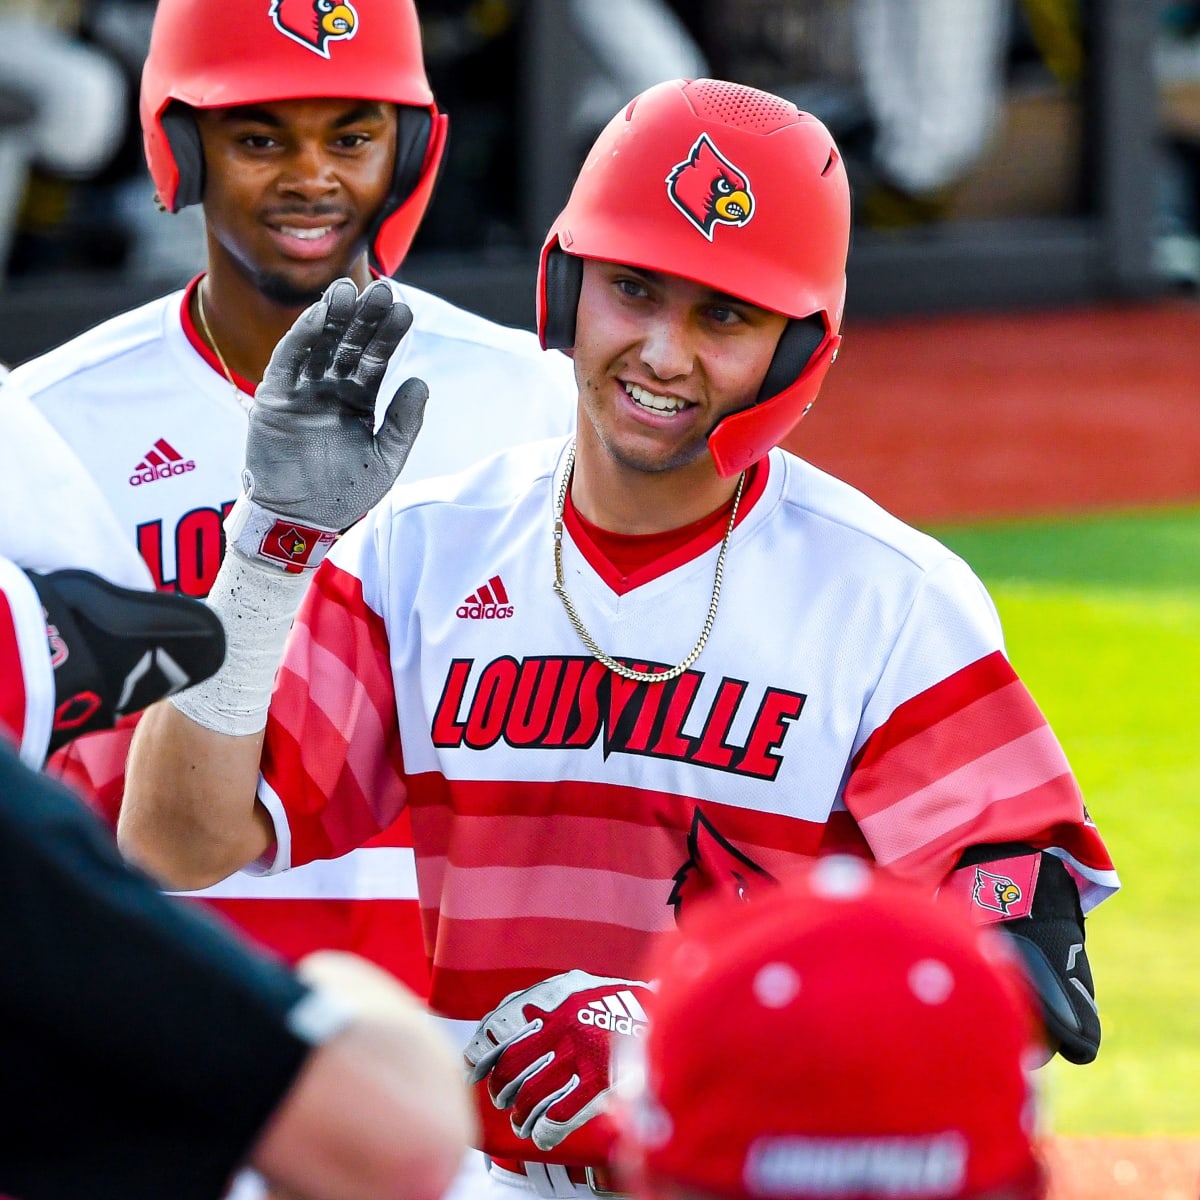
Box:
171, 549, 308, 736
225, 492, 339, 574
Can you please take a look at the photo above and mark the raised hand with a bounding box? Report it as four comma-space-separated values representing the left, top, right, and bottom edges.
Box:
231, 278, 428, 571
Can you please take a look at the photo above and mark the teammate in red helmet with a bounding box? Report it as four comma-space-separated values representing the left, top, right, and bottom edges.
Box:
616, 856, 1047, 1200
3, 0, 573, 999
124, 79, 1116, 1200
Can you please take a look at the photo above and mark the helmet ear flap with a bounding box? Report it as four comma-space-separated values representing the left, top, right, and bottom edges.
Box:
366, 104, 438, 273
161, 103, 205, 210
542, 249, 583, 349
756, 316, 826, 403
390, 105, 435, 211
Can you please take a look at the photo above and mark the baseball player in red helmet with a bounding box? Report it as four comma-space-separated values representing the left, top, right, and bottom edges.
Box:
3, 0, 574, 993
616, 856, 1047, 1200
124, 77, 1116, 1200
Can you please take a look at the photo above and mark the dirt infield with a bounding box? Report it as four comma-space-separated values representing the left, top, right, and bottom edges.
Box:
1045, 1137, 1200, 1200
781, 297, 1200, 1199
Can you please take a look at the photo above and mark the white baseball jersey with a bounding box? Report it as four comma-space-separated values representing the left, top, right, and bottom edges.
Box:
0, 381, 150, 590
252, 438, 1118, 1166
0, 555, 54, 768
4, 276, 576, 983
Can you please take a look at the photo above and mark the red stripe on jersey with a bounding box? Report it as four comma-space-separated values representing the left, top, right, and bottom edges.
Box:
489, 575, 509, 604
408, 805, 845, 886
263, 562, 406, 865
405, 775, 830, 855
360, 807, 416, 849
852, 651, 1021, 777
45, 716, 140, 829
429, 915, 666, 1019
188, 896, 430, 994
890, 779, 1115, 886
0, 595, 28, 751
844, 653, 1111, 883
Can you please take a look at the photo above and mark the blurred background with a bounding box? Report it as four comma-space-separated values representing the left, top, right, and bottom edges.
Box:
0, 0, 1198, 357
1, 1, 1198, 1186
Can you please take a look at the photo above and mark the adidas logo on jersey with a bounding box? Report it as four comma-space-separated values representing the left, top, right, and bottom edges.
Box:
577, 990, 648, 1037
129, 438, 196, 487
457, 575, 514, 620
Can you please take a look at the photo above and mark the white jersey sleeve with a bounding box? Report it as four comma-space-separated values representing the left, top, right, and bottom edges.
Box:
0, 555, 54, 767
0, 380, 152, 590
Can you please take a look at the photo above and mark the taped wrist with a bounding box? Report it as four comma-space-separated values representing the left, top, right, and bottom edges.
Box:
225, 492, 339, 575
945, 843, 1100, 1065
171, 550, 307, 737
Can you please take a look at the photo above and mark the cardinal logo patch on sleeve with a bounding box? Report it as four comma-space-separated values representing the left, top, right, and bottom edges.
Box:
269, 0, 358, 57
666, 134, 755, 240
938, 853, 1042, 925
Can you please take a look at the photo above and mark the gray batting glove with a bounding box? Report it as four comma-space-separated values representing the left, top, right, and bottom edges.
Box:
226, 278, 427, 573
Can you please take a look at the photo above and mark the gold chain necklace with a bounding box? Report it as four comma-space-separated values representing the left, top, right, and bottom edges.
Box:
552, 440, 746, 684
195, 284, 251, 411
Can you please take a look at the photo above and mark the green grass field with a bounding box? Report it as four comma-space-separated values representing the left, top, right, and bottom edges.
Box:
929, 507, 1200, 1135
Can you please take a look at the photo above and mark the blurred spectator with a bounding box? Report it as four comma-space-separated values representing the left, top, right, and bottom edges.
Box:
0, 0, 133, 280
851, 0, 1010, 227
416, 0, 706, 254
677, 0, 1011, 229
1155, 1, 1200, 286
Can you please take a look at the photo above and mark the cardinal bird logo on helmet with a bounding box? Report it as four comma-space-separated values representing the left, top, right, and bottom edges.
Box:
269, 0, 358, 58
666, 134, 755, 241
668, 808, 776, 920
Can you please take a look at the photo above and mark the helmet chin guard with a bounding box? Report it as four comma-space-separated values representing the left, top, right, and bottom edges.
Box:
141, 0, 448, 273
537, 79, 851, 476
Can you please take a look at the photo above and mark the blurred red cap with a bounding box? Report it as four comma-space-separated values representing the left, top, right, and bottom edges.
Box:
616, 857, 1047, 1200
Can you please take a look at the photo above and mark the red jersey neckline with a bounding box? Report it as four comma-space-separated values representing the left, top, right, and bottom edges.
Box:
563, 458, 768, 596
179, 276, 261, 400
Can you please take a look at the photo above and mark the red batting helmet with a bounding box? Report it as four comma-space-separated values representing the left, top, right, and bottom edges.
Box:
616, 857, 1046, 1200
537, 78, 851, 477
140, 0, 448, 273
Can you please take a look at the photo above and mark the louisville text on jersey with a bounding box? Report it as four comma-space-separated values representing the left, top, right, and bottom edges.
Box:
432, 655, 805, 780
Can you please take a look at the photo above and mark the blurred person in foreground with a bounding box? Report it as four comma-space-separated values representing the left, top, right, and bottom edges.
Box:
616, 856, 1047, 1200
0, 552, 473, 1200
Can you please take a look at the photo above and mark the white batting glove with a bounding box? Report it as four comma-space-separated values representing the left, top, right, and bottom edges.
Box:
465, 969, 653, 1154
229, 277, 427, 573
